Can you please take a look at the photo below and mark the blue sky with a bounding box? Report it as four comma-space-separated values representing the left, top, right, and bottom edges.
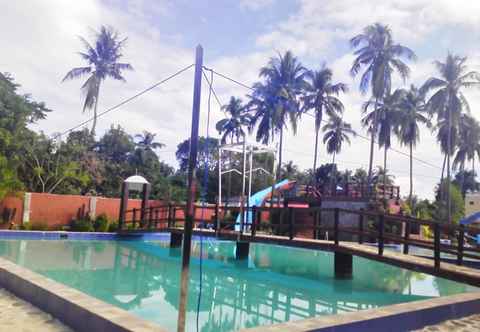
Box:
3, 0, 480, 199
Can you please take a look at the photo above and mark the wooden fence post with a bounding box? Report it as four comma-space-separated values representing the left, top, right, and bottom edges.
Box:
251, 206, 257, 238
288, 207, 294, 240
214, 203, 220, 235
167, 204, 172, 228
358, 211, 364, 244
434, 223, 441, 270
148, 208, 153, 229
334, 208, 339, 245
132, 208, 137, 229
154, 209, 159, 228
172, 207, 176, 228
378, 215, 384, 256
457, 224, 464, 266
403, 220, 410, 255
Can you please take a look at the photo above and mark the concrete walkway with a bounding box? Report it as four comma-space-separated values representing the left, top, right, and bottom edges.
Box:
0, 288, 72, 332
416, 314, 480, 331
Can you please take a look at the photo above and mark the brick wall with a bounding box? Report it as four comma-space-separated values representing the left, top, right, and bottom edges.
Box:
0, 192, 164, 229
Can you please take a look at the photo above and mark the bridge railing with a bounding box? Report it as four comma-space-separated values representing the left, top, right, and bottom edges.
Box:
120, 204, 480, 269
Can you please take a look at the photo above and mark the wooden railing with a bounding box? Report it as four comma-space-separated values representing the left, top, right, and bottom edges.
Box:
120, 204, 480, 270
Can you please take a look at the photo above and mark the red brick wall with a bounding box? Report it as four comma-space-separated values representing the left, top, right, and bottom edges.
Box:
0, 193, 165, 229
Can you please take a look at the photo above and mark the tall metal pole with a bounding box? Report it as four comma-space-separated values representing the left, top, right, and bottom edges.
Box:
239, 139, 247, 237
218, 147, 222, 206
177, 45, 203, 332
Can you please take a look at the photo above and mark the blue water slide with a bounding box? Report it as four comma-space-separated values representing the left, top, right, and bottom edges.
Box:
460, 212, 480, 244
235, 179, 291, 231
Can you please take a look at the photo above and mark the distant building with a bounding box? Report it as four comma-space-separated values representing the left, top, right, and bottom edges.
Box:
465, 192, 480, 217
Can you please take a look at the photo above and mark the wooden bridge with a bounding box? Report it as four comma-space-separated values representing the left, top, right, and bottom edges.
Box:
117, 204, 480, 287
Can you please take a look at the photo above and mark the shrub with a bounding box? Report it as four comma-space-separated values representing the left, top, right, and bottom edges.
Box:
70, 217, 94, 232
93, 214, 110, 232
107, 221, 118, 232
19, 222, 49, 231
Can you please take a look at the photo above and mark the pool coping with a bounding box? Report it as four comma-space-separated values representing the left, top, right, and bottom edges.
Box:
0, 257, 166, 332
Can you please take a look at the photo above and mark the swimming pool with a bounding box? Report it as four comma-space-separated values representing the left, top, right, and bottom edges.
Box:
0, 234, 476, 332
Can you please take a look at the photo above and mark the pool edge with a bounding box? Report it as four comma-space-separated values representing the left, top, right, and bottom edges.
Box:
240, 290, 480, 332
0, 257, 166, 332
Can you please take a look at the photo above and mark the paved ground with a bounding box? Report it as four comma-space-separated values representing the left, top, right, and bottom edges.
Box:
416, 314, 480, 331
0, 288, 72, 332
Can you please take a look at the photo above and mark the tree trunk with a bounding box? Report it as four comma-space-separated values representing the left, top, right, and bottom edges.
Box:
367, 98, 379, 190
226, 135, 233, 207
440, 153, 447, 201
384, 146, 388, 200
276, 128, 284, 207
446, 98, 452, 224
409, 141, 413, 205
91, 83, 100, 135
313, 127, 319, 185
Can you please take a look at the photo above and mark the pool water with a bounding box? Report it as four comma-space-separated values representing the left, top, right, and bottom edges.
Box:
0, 237, 476, 332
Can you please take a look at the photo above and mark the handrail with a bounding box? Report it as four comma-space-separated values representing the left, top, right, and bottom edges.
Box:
119, 203, 480, 269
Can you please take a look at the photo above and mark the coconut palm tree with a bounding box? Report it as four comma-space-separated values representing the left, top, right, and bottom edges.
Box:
362, 90, 403, 193
250, 51, 307, 178
302, 66, 347, 180
395, 85, 430, 203
350, 23, 415, 184
453, 115, 480, 196
62, 26, 133, 134
322, 116, 356, 164
134, 131, 164, 151
216, 97, 251, 144
422, 53, 480, 222
216, 96, 251, 206
321, 114, 355, 196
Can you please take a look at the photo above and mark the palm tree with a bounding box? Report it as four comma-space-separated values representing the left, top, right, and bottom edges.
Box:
350, 23, 415, 184
322, 115, 356, 196
322, 116, 356, 164
134, 131, 164, 151
422, 53, 480, 222
453, 115, 480, 196
362, 90, 403, 193
250, 51, 307, 178
216, 97, 250, 144
395, 85, 430, 203
216, 96, 251, 205
62, 26, 133, 134
302, 66, 347, 181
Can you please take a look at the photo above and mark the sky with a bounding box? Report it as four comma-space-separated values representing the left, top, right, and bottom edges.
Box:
3, 0, 480, 199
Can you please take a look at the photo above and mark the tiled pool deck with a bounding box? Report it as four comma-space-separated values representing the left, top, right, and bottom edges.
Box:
0, 230, 479, 332
0, 288, 72, 332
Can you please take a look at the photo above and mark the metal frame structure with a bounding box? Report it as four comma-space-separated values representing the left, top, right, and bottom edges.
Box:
218, 140, 277, 207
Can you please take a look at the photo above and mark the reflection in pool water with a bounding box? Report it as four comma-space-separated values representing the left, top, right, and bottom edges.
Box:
0, 238, 475, 332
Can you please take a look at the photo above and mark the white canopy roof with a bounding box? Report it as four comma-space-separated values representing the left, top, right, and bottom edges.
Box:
219, 141, 276, 154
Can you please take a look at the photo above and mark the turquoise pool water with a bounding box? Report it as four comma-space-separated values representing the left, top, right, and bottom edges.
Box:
0, 237, 476, 332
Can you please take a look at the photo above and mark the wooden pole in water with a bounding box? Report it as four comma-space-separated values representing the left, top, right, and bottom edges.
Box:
177, 45, 203, 332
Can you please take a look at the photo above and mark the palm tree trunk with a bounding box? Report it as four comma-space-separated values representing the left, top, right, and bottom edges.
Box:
313, 127, 319, 185
91, 83, 100, 135
446, 100, 452, 224
460, 163, 466, 198
227, 135, 233, 207
384, 146, 388, 200
440, 153, 446, 201
367, 98, 379, 189
409, 141, 413, 204
277, 128, 284, 207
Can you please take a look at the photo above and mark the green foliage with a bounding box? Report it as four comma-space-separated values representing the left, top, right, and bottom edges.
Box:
20, 222, 49, 231
93, 214, 110, 232
434, 181, 465, 224
70, 217, 94, 232
107, 221, 119, 232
